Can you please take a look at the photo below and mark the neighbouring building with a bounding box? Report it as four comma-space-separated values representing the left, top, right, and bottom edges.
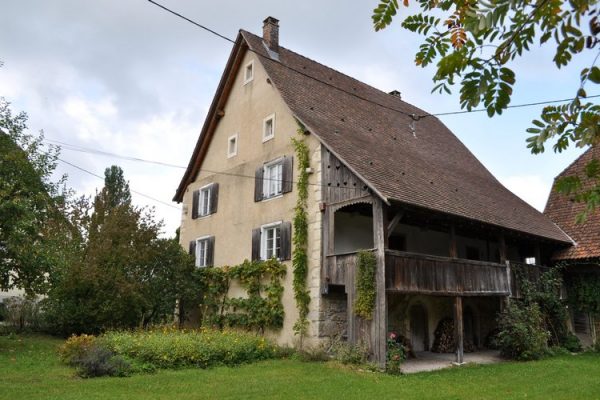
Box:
174, 17, 575, 366
544, 146, 600, 347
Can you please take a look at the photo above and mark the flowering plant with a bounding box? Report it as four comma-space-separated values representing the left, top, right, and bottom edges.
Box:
386, 331, 405, 374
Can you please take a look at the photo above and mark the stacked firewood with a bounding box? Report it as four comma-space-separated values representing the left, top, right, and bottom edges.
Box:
431, 318, 455, 353
431, 318, 477, 353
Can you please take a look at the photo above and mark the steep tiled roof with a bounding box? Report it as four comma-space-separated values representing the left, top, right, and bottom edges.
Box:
240, 31, 571, 243
544, 147, 600, 259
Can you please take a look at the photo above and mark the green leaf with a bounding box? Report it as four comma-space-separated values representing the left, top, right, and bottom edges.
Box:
589, 67, 600, 84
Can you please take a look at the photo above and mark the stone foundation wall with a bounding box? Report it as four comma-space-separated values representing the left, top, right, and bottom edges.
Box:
318, 290, 347, 340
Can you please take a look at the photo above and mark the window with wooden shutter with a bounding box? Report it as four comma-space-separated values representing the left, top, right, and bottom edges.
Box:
257, 221, 291, 261
209, 183, 219, 214
254, 167, 264, 202
194, 236, 213, 268
280, 221, 292, 260
191, 190, 199, 219
281, 156, 293, 194
188, 240, 196, 256
206, 236, 215, 267
251, 228, 261, 261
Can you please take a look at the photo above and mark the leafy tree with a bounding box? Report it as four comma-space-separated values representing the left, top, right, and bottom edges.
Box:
44, 167, 196, 335
372, 0, 600, 217
100, 165, 131, 209
0, 98, 68, 295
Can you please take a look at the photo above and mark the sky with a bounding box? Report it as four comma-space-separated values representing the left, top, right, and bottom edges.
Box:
1, 0, 592, 236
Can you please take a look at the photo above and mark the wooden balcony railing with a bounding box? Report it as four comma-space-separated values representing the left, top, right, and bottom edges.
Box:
324, 249, 551, 297
385, 250, 510, 296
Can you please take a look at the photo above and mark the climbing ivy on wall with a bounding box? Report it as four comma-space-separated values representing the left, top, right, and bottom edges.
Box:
197, 259, 286, 332
567, 273, 600, 316
291, 125, 311, 339
354, 250, 377, 320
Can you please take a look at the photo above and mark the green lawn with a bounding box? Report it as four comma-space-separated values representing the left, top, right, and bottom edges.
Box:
1, 335, 600, 400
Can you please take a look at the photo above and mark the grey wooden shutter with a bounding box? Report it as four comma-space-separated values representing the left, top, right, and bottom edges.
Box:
282, 156, 293, 194
188, 240, 196, 256
209, 183, 219, 214
207, 236, 215, 267
251, 228, 261, 261
254, 166, 264, 202
280, 221, 292, 261
191, 190, 199, 219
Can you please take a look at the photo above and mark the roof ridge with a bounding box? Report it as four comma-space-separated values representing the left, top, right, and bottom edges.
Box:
240, 29, 424, 115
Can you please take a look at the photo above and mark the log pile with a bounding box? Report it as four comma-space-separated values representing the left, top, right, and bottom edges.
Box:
431, 317, 476, 353
431, 318, 455, 353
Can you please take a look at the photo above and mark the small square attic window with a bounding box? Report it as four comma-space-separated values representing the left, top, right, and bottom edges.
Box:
244, 60, 254, 84
228, 134, 238, 158
263, 114, 275, 142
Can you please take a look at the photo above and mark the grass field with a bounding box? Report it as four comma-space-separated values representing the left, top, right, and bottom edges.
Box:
1, 334, 599, 400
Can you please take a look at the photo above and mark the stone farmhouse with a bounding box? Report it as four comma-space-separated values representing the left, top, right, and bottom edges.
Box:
174, 17, 580, 367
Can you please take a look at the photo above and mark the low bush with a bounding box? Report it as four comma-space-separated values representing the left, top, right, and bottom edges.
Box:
59, 334, 97, 365
100, 327, 279, 369
330, 341, 369, 365
497, 302, 549, 360
561, 333, 582, 353
60, 335, 131, 377
293, 345, 330, 362
75, 345, 131, 378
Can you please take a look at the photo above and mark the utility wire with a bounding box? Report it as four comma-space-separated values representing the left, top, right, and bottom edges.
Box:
47, 138, 372, 192
57, 157, 180, 209
47, 138, 186, 169
146, 0, 599, 121
425, 94, 600, 117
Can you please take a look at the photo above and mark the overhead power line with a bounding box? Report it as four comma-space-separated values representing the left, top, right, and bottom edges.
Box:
426, 94, 600, 117
47, 138, 374, 193
57, 157, 180, 209
146, 0, 599, 121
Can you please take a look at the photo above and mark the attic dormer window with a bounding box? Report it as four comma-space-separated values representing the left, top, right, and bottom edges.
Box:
244, 60, 254, 84
263, 113, 275, 142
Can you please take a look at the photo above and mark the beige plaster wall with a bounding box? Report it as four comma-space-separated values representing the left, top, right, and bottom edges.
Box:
179, 49, 323, 346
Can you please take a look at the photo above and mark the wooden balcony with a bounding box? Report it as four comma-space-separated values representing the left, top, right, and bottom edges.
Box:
324, 250, 551, 297
324, 250, 369, 287
385, 250, 510, 296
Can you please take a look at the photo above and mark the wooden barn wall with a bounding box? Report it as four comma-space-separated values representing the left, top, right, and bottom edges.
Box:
321, 147, 370, 204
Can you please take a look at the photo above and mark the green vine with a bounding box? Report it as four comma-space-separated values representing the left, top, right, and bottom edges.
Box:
354, 250, 377, 320
197, 259, 286, 332
291, 125, 310, 339
567, 273, 600, 316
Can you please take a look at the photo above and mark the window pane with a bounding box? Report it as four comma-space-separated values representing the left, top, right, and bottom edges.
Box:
197, 239, 208, 267
200, 188, 210, 216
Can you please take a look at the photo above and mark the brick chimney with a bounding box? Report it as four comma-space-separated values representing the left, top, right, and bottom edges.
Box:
388, 90, 402, 99
263, 17, 279, 53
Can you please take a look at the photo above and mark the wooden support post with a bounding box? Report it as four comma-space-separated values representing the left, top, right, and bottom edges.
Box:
372, 198, 388, 369
454, 296, 464, 365
321, 206, 331, 294
449, 224, 457, 258
346, 261, 356, 344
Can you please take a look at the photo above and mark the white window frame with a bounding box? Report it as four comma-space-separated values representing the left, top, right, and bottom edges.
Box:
227, 133, 238, 158
195, 236, 210, 268
243, 60, 254, 85
262, 158, 283, 199
262, 113, 275, 142
261, 222, 282, 260
198, 184, 212, 217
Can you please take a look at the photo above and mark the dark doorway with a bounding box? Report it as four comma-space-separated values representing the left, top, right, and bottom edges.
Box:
410, 304, 429, 352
